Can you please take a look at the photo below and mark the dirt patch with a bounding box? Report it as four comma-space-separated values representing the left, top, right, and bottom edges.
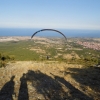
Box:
30, 48, 46, 54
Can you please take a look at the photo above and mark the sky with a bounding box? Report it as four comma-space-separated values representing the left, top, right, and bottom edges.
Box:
0, 0, 100, 30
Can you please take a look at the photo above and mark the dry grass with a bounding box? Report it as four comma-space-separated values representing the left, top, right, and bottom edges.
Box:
0, 61, 99, 100
63, 53, 80, 59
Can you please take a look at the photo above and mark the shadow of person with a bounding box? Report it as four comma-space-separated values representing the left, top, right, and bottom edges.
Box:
18, 73, 29, 100
68, 67, 100, 92
52, 74, 93, 100
67, 67, 100, 99
26, 70, 67, 100
0, 76, 15, 100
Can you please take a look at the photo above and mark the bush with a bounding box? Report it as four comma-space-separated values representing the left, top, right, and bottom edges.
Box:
0, 53, 15, 68
98, 58, 100, 65
0, 61, 6, 68
0, 53, 15, 61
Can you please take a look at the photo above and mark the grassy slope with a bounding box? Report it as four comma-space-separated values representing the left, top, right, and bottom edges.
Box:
0, 41, 40, 60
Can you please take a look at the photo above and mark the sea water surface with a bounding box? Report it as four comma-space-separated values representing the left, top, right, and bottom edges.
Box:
0, 28, 100, 38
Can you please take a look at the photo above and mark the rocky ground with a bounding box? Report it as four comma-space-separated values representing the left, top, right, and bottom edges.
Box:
0, 61, 100, 100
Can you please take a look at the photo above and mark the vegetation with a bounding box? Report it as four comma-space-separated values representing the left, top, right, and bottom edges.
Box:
0, 37, 100, 99
0, 53, 15, 67
0, 38, 100, 67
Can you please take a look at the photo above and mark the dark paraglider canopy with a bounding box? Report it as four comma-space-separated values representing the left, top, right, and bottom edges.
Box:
31, 29, 67, 40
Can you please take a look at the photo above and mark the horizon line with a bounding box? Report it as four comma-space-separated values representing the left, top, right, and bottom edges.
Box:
0, 27, 100, 31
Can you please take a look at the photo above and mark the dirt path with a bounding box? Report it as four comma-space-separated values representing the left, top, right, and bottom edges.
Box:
0, 61, 99, 100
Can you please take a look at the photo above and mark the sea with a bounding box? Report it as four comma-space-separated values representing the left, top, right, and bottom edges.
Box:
0, 28, 100, 38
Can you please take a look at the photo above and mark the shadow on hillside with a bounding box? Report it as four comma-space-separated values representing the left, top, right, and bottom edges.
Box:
18, 73, 29, 100
0, 76, 15, 100
25, 70, 93, 100
52, 74, 93, 100
67, 67, 100, 98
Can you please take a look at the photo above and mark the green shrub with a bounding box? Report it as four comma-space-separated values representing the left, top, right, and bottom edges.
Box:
0, 53, 15, 68
0, 61, 6, 68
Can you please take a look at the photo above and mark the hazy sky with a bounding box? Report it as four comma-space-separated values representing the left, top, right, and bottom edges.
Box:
0, 0, 100, 30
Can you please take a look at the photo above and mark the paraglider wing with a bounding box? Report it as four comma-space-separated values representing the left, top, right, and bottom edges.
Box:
31, 29, 67, 40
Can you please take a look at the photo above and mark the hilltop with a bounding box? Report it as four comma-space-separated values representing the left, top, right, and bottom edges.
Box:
0, 61, 100, 100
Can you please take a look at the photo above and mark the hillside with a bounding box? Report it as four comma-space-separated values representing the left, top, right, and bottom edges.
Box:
0, 61, 100, 100
0, 37, 100, 100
